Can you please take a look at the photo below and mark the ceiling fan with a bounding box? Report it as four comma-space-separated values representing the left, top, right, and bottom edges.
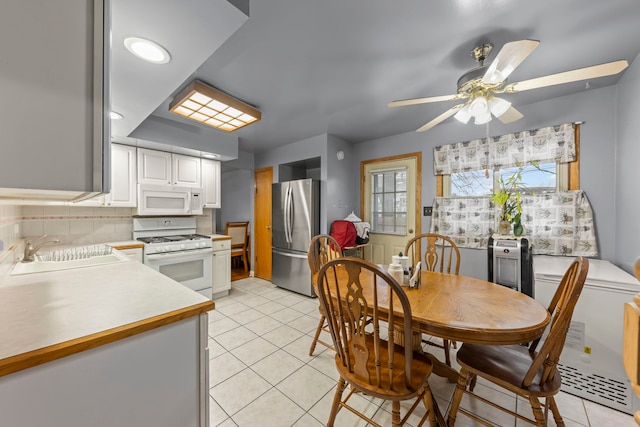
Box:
388, 39, 629, 132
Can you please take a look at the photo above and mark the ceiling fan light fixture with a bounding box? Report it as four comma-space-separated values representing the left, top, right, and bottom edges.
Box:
488, 97, 511, 118
469, 96, 489, 116
474, 111, 492, 125
454, 105, 472, 124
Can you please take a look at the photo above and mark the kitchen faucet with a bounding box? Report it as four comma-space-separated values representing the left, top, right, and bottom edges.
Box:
22, 235, 60, 262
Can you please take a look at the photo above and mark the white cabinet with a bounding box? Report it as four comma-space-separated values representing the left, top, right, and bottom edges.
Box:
0, 0, 109, 198
202, 158, 221, 208
105, 144, 137, 207
137, 148, 201, 187
212, 239, 231, 297
137, 148, 172, 185
173, 153, 201, 187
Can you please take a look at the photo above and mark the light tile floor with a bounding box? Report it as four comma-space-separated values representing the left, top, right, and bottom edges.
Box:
208, 278, 636, 427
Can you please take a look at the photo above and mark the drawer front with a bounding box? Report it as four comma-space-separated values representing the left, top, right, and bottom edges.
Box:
212, 239, 231, 251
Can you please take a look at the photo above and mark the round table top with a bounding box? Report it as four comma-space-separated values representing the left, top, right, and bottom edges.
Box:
325, 267, 551, 345
407, 271, 550, 344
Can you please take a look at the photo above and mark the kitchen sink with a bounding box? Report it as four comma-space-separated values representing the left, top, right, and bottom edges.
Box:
11, 248, 130, 275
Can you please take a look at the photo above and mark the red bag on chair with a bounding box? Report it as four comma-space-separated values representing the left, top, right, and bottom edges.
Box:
330, 220, 357, 250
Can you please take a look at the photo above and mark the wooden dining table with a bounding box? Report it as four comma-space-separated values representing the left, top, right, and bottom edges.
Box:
323, 267, 551, 382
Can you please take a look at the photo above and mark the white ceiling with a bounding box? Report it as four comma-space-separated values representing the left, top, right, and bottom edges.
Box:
111, 0, 640, 156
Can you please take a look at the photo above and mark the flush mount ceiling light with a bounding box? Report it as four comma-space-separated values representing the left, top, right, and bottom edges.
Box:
124, 37, 171, 64
169, 80, 261, 132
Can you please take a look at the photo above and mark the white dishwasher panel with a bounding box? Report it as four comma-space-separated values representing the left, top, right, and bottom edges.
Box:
534, 255, 640, 414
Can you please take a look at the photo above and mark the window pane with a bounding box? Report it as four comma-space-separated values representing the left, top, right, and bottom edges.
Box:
372, 194, 382, 212
372, 213, 382, 230
500, 163, 556, 194
383, 172, 395, 192
396, 171, 406, 191
383, 193, 394, 211
451, 170, 493, 196
396, 193, 406, 212
396, 211, 406, 235
374, 174, 383, 193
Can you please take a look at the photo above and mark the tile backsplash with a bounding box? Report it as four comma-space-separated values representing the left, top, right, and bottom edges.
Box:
0, 205, 214, 268
0, 205, 22, 253
22, 206, 136, 245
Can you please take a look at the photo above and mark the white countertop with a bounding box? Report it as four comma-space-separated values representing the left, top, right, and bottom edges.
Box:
0, 257, 213, 377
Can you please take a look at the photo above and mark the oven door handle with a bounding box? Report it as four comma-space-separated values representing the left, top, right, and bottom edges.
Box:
145, 249, 213, 261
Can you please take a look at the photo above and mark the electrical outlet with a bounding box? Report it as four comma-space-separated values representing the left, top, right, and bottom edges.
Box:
423, 206, 433, 216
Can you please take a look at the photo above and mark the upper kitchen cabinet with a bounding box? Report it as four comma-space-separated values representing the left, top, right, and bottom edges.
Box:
173, 154, 201, 187
105, 144, 136, 207
0, 0, 110, 200
137, 148, 201, 188
202, 158, 221, 208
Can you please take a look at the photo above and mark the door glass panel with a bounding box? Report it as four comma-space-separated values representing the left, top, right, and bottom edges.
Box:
369, 167, 408, 235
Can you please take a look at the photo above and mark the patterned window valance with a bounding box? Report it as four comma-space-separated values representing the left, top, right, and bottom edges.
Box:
429, 190, 597, 257
433, 123, 576, 175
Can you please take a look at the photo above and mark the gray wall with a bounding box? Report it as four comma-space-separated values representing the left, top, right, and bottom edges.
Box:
254, 134, 331, 232
351, 86, 619, 279
615, 52, 640, 273
218, 150, 255, 260
326, 135, 356, 228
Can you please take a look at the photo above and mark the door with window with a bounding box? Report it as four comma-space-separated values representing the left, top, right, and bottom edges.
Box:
361, 153, 421, 265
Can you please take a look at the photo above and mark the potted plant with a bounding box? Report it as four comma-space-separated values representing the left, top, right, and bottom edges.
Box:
492, 162, 526, 236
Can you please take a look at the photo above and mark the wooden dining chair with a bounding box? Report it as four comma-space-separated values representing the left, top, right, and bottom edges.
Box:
225, 221, 249, 272
316, 257, 443, 427
307, 234, 343, 355
404, 233, 461, 366
447, 256, 589, 427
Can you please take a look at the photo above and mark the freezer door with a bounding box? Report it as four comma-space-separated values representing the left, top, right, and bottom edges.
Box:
271, 248, 315, 297
288, 179, 319, 252
271, 182, 289, 250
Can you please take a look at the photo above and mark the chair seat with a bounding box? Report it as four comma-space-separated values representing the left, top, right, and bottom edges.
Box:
456, 343, 562, 397
336, 335, 433, 401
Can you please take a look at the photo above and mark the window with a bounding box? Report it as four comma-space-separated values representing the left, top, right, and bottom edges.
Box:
370, 168, 407, 234
449, 162, 558, 197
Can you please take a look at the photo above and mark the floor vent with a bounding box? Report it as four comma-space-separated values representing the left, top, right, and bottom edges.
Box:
557, 363, 633, 414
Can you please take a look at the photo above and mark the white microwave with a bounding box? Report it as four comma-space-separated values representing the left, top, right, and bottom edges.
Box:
136, 184, 204, 216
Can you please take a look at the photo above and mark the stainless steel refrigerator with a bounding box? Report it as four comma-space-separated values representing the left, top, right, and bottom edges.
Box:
272, 178, 320, 296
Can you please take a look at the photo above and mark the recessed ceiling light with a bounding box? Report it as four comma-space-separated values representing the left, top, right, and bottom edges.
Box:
110, 111, 123, 120
124, 37, 171, 64
203, 153, 218, 159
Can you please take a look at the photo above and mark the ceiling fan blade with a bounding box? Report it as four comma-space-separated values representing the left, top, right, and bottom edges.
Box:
388, 93, 466, 108
507, 60, 629, 92
416, 104, 464, 132
497, 106, 524, 124
482, 39, 540, 85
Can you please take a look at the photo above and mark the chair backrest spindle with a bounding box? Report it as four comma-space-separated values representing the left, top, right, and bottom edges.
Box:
405, 233, 460, 275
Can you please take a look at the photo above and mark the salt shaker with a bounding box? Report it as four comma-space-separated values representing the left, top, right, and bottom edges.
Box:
388, 263, 405, 286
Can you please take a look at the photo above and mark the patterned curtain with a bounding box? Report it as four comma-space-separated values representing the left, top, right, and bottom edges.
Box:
429, 190, 598, 257
433, 123, 575, 175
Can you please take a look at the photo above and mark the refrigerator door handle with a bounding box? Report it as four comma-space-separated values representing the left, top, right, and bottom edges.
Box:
285, 185, 293, 243
283, 185, 290, 243
272, 249, 308, 259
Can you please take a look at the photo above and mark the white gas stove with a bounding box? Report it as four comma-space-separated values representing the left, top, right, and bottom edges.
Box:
133, 217, 213, 299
